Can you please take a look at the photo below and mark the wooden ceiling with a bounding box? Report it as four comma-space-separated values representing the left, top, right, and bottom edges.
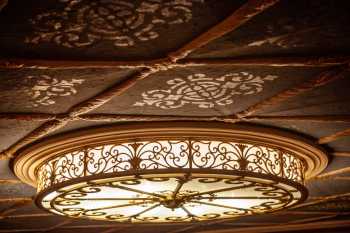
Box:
0, 0, 350, 232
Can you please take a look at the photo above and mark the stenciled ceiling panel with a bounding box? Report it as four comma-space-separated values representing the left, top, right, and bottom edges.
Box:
0, 0, 245, 60
0, 67, 138, 113
91, 65, 328, 116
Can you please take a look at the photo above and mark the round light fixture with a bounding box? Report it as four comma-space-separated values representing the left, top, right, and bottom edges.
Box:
13, 122, 327, 223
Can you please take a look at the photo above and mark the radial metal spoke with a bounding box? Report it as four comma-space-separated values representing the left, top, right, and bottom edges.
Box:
131, 204, 161, 218
172, 179, 186, 198
64, 197, 157, 201
181, 206, 196, 218
195, 196, 281, 200
86, 200, 155, 212
186, 183, 255, 198
190, 200, 248, 211
112, 184, 166, 199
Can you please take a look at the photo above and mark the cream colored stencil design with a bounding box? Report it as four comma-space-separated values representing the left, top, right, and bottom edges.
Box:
134, 72, 278, 109
26, 0, 203, 48
25, 75, 84, 107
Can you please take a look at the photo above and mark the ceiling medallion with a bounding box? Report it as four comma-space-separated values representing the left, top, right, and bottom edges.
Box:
13, 122, 328, 223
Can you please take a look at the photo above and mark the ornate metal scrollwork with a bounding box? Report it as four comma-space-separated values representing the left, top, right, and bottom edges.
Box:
39, 174, 303, 223
37, 139, 305, 191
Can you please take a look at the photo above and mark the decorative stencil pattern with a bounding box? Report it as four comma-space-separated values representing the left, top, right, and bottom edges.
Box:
134, 72, 278, 109
24, 75, 84, 107
25, 0, 203, 48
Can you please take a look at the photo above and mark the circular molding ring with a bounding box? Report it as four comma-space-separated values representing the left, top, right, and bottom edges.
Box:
13, 122, 328, 188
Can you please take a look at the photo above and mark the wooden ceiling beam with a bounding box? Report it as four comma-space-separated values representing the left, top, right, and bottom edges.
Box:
0, 197, 32, 203
0, 113, 55, 121
2, 113, 350, 124
99, 228, 132, 233
333, 152, 350, 157
78, 114, 239, 123
0, 230, 43, 233
42, 220, 72, 233
285, 215, 337, 225
2, 113, 350, 125
0, 113, 350, 123
2, 55, 349, 69
312, 167, 350, 180
166, 218, 233, 233
0, 179, 22, 184
2, 213, 52, 219
0, 58, 163, 69
245, 115, 350, 123
0, 198, 32, 218
318, 128, 350, 144
63, 224, 131, 229
179, 56, 350, 67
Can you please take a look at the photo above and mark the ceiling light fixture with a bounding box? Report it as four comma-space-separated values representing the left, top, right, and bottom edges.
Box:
13, 122, 327, 223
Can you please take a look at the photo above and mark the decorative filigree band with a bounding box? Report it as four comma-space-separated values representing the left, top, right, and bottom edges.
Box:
37, 139, 305, 192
